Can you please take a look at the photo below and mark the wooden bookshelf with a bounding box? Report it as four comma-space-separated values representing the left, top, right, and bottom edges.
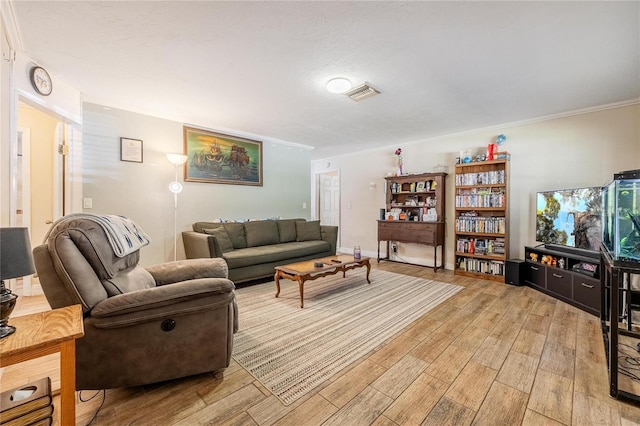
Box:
378, 172, 447, 271
454, 159, 509, 282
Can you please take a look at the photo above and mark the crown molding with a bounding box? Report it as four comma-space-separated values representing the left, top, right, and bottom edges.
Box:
313, 98, 640, 162
1, 1, 24, 51
181, 122, 314, 151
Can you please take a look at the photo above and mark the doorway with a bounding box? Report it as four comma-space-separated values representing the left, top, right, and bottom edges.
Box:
316, 170, 341, 254
15, 102, 63, 295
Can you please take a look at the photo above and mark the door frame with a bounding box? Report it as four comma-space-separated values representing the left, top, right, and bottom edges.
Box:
315, 169, 341, 249
17, 127, 33, 295
9, 94, 82, 294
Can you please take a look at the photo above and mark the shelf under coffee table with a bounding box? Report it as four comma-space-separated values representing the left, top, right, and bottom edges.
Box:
274, 254, 371, 308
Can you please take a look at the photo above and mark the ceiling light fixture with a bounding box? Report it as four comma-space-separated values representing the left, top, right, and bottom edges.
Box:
326, 78, 352, 94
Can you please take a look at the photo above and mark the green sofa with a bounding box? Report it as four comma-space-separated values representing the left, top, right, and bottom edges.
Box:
182, 219, 338, 283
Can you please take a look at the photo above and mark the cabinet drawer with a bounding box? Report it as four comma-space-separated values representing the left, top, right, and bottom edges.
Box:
547, 269, 572, 299
573, 275, 600, 312
525, 261, 545, 289
378, 222, 439, 245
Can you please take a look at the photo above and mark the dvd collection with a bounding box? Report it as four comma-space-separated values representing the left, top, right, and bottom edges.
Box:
455, 188, 505, 208
455, 216, 506, 234
456, 257, 505, 275
456, 237, 505, 255
455, 170, 505, 186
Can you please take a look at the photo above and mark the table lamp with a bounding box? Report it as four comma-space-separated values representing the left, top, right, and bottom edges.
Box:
0, 227, 35, 338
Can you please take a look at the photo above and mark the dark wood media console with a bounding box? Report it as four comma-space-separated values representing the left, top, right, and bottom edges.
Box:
524, 244, 600, 316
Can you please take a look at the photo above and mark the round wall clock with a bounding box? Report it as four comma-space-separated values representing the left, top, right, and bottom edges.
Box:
30, 66, 53, 96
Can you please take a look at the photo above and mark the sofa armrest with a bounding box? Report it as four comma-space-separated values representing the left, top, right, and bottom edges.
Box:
90, 278, 235, 328
182, 231, 222, 258
145, 258, 229, 285
321, 225, 339, 255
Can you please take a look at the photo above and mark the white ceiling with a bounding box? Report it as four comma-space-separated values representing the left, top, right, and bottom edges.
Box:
9, 1, 640, 159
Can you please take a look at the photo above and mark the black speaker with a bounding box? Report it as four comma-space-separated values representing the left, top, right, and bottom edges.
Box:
505, 259, 525, 286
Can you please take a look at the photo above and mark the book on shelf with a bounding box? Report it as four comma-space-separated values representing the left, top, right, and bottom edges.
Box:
455, 170, 505, 186
0, 377, 52, 424
456, 257, 505, 275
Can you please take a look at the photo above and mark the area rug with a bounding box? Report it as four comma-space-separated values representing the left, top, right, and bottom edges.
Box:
231, 270, 462, 405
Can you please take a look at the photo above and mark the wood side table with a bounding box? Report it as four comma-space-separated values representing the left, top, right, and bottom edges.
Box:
0, 305, 84, 425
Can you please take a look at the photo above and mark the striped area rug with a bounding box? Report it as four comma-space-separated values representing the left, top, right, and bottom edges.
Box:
232, 269, 462, 405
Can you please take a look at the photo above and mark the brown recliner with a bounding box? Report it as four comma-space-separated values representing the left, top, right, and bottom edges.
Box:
33, 216, 238, 390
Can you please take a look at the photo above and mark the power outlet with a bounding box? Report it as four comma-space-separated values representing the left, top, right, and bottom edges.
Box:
391, 243, 398, 253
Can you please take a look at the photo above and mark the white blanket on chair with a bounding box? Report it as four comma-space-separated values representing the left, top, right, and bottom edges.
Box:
44, 213, 151, 257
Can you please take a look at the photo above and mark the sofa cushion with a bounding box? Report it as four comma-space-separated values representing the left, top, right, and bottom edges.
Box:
276, 219, 299, 243
244, 220, 279, 247
222, 223, 247, 249
222, 241, 331, 269
192, 222, 223, 233
296, 220, 322, 242
203, 228, 234, 253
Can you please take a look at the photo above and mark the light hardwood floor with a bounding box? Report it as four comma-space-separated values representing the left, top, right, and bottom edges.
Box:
3, 261, 640, 425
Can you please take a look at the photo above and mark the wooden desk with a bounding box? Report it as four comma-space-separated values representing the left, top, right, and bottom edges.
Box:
0, 305, 84, 425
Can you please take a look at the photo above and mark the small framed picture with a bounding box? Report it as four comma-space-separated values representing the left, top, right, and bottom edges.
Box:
120, 137, 143, 163
416, 181, 426, 192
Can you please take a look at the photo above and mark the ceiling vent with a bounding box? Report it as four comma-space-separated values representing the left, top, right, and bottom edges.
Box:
344, 82, 380, 102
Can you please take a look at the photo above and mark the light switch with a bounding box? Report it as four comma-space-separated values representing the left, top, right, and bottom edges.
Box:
83, 197, 93, 209
302, 202, 307, 209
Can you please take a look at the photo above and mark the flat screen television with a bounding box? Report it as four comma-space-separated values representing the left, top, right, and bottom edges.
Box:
536, 186, 603, 251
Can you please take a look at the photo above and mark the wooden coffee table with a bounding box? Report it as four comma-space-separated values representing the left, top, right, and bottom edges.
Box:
274, 254, 371, 308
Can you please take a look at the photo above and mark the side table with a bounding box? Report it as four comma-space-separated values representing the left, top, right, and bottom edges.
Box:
0, 305, 84, 425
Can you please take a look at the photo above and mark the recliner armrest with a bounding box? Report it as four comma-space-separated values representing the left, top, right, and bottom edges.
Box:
146, 258, 229, 285
90, 277, 235, 328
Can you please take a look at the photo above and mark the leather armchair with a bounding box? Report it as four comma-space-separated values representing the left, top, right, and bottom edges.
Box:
33, 216, 238, 390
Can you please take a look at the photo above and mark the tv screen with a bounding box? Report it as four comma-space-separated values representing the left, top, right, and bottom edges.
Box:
536, 187, 603, 251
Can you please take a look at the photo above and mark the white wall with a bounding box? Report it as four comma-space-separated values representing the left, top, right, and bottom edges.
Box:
312, 103, 640, 269
0, 34, 83, 226
12, 52, 82, 124
82, 103, 312, 266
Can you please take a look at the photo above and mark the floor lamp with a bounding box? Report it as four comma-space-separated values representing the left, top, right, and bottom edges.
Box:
167, 153, 188, 262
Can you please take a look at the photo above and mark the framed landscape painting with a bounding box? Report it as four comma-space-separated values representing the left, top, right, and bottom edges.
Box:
183, 126, 263, 186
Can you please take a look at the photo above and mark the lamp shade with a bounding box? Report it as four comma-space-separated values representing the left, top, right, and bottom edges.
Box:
0, 228, 35, 280
166, 153, 188, 166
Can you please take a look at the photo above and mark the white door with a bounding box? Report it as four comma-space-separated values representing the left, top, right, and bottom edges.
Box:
16, 128, 32, 294
319, 172, 340, 226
